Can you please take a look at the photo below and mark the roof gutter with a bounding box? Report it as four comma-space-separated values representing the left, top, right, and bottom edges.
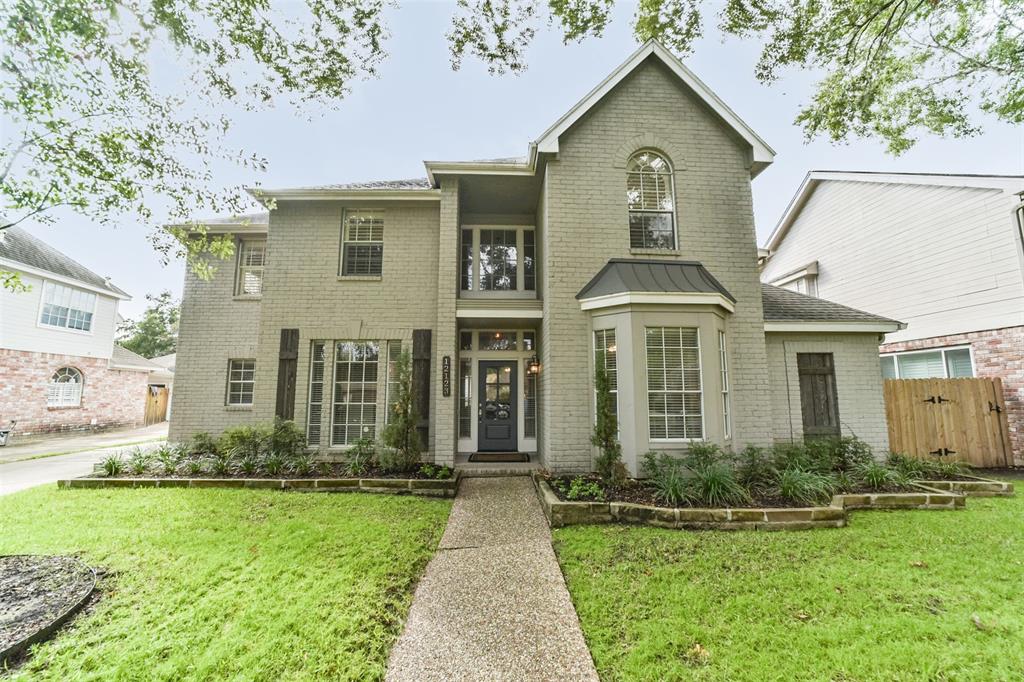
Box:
424, 144, 539, 186
245, 187, 442, 204
764, 320, 906, 333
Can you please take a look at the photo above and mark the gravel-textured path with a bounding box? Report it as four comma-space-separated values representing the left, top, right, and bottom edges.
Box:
386, 476, 599, 682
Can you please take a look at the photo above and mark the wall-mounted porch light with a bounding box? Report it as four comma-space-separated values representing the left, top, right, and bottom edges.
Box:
527, 356, 540, 374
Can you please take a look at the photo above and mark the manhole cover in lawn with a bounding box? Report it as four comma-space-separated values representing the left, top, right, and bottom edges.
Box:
0, 555, 97, 664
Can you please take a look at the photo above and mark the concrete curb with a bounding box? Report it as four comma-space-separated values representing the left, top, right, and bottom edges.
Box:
58, 472, 461, 498
832, 483, 965, 510
915, 475, 1014, 497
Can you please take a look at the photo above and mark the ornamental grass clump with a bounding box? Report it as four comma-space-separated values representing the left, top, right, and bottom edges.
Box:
687, 461, 751, 508
127, 448, 150, 476
155, 445, 181, 475
855, 459, 909, 491
775, 466, 836, 506
345, 437, 375, 476
100, 454, 125, 477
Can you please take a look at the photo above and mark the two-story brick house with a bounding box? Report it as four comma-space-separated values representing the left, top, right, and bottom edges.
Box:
170, 41, 902, 474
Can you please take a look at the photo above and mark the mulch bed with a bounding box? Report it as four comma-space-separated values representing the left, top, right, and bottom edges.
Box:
546, 475, 914, 509
1, 555, 97, 665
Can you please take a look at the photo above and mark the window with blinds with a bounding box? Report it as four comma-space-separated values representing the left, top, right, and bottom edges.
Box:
331, 341, 379, 445
47, 367, 84, 407
236, 240, 266, 295
341, 211, 384, 276
593, 329, 618, 421
385, 340, 402, 423
39, 282, 97, 331
626, 150, 675, 250
881, 347, 974, 379
719, 330, 731, 439
307, 342, 326, 446
645, 327, 703, 440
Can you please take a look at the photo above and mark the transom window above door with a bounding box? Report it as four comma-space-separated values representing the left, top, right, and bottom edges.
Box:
460, 226, 536, 295
626, 150, 676, 250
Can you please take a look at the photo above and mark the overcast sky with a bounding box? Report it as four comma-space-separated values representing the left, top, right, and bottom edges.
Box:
21, 1, 1024, 318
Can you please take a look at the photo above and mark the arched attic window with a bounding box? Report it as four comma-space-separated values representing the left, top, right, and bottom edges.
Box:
48, 367, 84, 408
626, 150, 676, 250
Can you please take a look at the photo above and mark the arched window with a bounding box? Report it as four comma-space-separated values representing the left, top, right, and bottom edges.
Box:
626, 150, 676, 249
47, 367, 83, 408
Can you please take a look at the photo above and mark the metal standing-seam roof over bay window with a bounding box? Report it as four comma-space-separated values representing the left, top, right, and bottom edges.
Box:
576, 259, 736, 311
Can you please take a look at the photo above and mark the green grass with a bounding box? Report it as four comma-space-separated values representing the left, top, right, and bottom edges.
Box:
555, 497, 1024, 681
0, 487, 451, 681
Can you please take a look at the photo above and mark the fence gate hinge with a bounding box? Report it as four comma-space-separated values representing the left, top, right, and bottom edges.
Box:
928, 447, 958, 457
989, 401, 1003, 414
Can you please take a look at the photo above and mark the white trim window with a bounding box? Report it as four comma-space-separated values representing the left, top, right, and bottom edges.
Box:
593, 329, 618, 421
227, 359, 256, 405
645, 327, 703, 440
331, 341, 379, 446
341, 211, 384, 276
881, 347, 974, 379
307, 342, 327, 445
39, 282, 97, 332
627, 150, 676, 250
719, 330, 731, 439
236, 240, 266, 295
385, 340, 402, 423
47, 367, 83, 407
459, 226, 537, 293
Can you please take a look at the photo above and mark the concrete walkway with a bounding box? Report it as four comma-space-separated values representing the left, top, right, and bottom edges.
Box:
386, 477, 599, 682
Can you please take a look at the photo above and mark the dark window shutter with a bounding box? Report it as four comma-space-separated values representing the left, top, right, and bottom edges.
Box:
412, 329, 432, 445
276, 329, 299, 420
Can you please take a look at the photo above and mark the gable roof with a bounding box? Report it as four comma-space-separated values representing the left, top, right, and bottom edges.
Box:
577, 259, 735, 301
0, 226, 129, 298
535, 40, 775, 176
761, 284, 903, 332
765, 170, 1024, 252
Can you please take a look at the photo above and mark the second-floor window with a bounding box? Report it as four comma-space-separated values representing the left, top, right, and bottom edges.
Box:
39, 282, 96, 332
627, 150, 676, 250
236, 240, 266, 296
459, 226, 536, 293
342, 211, 384, 276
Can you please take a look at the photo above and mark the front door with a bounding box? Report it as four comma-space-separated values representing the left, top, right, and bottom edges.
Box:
478, 361, 518, 451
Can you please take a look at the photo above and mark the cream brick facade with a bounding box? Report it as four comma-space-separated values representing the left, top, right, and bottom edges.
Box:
170, 42, 895, 471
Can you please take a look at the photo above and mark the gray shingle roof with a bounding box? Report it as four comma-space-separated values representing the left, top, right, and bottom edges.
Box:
0, 227, 128, 297
299, 177, 432, 190
577, 259, 735, 301
761, 284, 902, 324
195, 212, 269, 226
110, 345, 162, 370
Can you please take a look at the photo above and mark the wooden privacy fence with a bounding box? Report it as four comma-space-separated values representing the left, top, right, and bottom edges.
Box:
144, 386, 169, 426
884, 378, 1012, 468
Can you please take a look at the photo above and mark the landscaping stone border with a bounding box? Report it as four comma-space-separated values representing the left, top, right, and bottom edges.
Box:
58, 474, 460, 498
915, 476, 1014, 497
832, 483, 965, 510
0, 556, 97, 666
533, 476, 969, 530
533, 476, 845, 531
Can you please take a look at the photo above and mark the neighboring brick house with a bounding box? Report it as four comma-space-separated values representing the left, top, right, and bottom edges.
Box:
0, 227, 162, 435
761, 171, 1024, 461
170, 41, 902, 474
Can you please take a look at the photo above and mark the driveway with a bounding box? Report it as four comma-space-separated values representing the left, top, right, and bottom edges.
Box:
0, 424, 168, 496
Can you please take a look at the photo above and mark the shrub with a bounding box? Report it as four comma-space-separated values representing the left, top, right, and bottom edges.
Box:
687, 462, 750, 507
127, 448, 150, 475
830, 437, 874, 471
155, 445, 181, 475
189, 432, 219, 456
209, 452, 232, 476
380, 350, 422, 472
220, 424, 271, 460
184, 458, 204, 476
291, 453, 316, 477
641, 450, 679, 479
733, 446, 775, 497
268, 417, 305, 459
564, 476, 604, 501
888, 452, 969, 480
855, 460, 906, 491
345, 437, 376, 475
685, 442, 725, 469
100, 454, 125, 477
417, 463, 453, 480
775, 466, 836, 506
591, 365, 623, 485
263, 453, 285, 477
650, 466, 689, 507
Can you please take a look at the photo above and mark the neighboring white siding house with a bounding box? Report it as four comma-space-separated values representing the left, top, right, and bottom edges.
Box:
761, 171, 1024, 459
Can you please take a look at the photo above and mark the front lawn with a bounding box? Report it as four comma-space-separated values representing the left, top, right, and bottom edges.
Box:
555, 496, 1024, 680
0, 487, 451, 681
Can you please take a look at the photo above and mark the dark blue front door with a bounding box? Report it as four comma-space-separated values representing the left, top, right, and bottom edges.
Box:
478, 361, 517, 451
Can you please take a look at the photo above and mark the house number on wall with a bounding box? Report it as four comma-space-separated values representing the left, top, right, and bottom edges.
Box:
441, 356, 451, 397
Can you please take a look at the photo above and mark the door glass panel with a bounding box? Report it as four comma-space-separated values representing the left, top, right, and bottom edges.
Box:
479, 331, 517, 351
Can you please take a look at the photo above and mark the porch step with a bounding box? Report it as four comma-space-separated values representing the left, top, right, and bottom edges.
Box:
454, 454, 539, 478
